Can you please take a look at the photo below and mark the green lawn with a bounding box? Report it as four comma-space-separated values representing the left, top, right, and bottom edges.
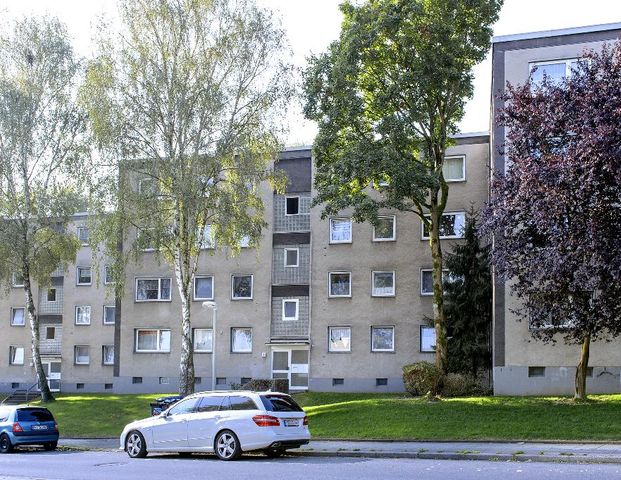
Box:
25, 392, 621, 441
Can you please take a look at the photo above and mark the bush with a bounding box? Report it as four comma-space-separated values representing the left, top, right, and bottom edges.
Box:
402, 362, 443, 397
271, 378, 289, 394
233, 378, 289, 393
241, 379, 273, 391
441, 373, 478, 397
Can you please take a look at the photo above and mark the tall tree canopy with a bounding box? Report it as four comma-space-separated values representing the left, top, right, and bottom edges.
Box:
0, 17, 87, 401
82, 0, 293, 395
303, 0, 502, 376
485, 43, 621, 400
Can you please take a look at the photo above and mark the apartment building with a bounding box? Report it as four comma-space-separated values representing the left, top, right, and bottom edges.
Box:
0, 134, 489, 394
491, 22, 621, 395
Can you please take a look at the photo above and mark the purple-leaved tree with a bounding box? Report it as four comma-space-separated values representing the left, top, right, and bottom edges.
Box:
486, 43, 621, 400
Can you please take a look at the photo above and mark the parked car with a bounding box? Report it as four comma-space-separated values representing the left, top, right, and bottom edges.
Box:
120, 391, 310, 460
0, 406, 59, 453
149, 395, 184, 416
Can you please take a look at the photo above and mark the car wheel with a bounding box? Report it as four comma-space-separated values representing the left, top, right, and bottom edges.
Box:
0, 434, 13, 454
263, 448, 284, 458
214, 430, 242, 461
125, 431, 148, 458
44, 442, 58, 451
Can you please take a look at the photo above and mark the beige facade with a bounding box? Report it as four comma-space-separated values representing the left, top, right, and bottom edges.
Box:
491, 22, 621, 395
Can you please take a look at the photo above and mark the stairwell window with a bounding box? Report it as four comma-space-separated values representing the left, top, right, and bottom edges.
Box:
282, 299, 299, 321
9, 346, 24, 365
284, 248, 299, 267
285, 196, 300, 215
77, 226, 90, 245
47, 288, 57, 302
10, 307, 25, 326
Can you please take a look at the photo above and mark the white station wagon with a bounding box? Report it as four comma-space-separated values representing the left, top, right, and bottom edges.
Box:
120, 391, 310, 460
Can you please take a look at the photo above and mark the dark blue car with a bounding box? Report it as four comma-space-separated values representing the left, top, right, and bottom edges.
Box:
0, 406, 59, 453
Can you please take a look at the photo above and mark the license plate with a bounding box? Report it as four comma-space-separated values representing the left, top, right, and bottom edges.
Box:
284, 419, 299, 427
32, 425, 48, 430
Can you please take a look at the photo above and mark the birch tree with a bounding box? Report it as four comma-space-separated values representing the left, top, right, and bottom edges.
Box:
0, 17, 87, 402
82, 0, 293, 395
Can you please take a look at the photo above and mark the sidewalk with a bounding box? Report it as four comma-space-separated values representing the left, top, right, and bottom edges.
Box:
58, 438, 621, 464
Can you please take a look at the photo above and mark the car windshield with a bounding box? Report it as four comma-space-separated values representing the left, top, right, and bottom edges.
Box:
16, 408, 54, 422
259, 395, 303, 412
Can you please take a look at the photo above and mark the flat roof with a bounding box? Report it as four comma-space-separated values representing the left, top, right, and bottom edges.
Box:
451, 131, 489, 138
493, 22, 621, 44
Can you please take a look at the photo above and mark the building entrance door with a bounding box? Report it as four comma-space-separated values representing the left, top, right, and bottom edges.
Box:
41, 360, 61, 392
271, 348, 309, 391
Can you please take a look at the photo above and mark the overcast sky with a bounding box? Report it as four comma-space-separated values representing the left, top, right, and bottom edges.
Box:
3, 0, 621, 145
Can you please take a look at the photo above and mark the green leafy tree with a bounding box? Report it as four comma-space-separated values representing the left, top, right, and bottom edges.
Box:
303, 0, 502, 375
0, 17, 88, 402
444, 210, 492, 378
82, 0, 293, 395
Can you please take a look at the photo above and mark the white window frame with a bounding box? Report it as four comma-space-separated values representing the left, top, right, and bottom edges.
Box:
102, 345, 115, 365
421, 212, 466, 240
231, 327, 253, 353
9, 346, 25, 365
135, 277, 172, 302
420, 268, 450, 296
74, 345, 90, 365
284, 248, 299, 268
77, 226, 89, 246
285, 196, 300, 216
371, 326, 395, 352
420, 325, 436, 353
104, 265, 114, 285
76, 266, 92, 286
372, 215, 396, 242
11, 272, 24, 288
47, 288, 57, 302
45, 326, 56, 340
135, 328, 171, 353
282, 299, 299, 321
328, 271, 352, 298
193, 328, 213, 353
193, 275, 214, 301
328, 326, 352, 353
529, 58, 579, 83
442, 155, 466, 182
75, 305, 92, 325
371, 271, 396, 297
103, 305, 115, 325
329, 218, 353, 244
10, 307, 25, 327
231, 274, 253, 300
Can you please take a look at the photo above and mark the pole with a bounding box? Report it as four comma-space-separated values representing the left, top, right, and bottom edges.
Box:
211, 306, 217, 391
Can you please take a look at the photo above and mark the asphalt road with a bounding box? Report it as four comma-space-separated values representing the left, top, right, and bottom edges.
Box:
1, 450, 621, 480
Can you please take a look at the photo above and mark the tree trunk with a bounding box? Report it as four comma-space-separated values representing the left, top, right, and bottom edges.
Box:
23, 268, 54, 403
175, 252, 195, 396
574, 335, 590, 401
429, 207, 448, 375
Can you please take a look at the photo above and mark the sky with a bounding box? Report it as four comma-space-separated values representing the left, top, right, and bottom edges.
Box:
3, 0, 621, 145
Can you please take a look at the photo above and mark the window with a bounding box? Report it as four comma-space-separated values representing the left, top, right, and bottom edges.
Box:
76, 383, 84, 390
104, 265, 114, 285
282, 299, 299, 321
200, 224, 216, 249
231, 328, 252, 353
231, 275, 253, 300
376, 378, 388, 387
371, 326, 395, 352
76, 266, 92, 285
332, 378, 344, 386
422, 213, 465, 239
420, 269, 451, 296
196, 395, 224, 412
285, 196, 299, 215
216, 377, 227, 386
9, 346, 24, 365
193, 276, 214, 301
77, 226, 89, 245
284, 248, 299, 267
443, 155, 466, 182
228, 396, 259, 410
193, 329, 213, 353
328, 326, 351, 352
103, 306, 116, 325
11, 272, 24, 288
194, 377, 202, 385
159, 377, 170, 385
528, 366, 545, 378
420, 326, 436, 352
10, 307, 25, 326
168, 397, 200, 415
132, 377, 143, 384
135, 278, 172, 301
530, 58, 579, 85
136, 329, 171, 353
102, 345, 114, 365
105, 383, 113, 390
328, 272, 351, 297
372, 271, 395, 297
74, 345, 90, 365
330, 218, 352, 243
47, 288, 57, 302
75, 306, 91, 325
45, 327, 55, 340
373, 216, 396, 241
240, 377, 252, 385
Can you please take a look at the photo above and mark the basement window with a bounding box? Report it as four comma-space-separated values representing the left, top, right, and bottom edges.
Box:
528, 366, 545, 378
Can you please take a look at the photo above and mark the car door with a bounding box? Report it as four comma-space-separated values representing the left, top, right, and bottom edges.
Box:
187, 395, 225, 449
150, 397, 199, 450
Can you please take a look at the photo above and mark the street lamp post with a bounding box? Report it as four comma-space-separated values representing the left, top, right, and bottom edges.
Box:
202, 301, 217, 391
